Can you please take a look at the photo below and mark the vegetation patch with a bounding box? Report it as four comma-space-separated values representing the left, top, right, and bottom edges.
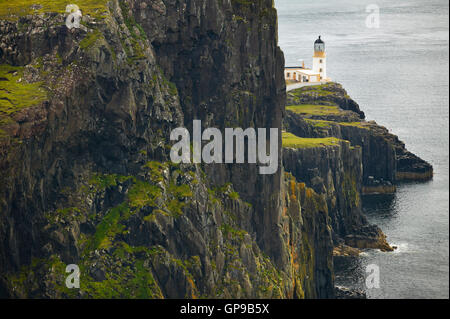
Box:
128, 180, 161, 210
305, 119, 369, 130
79, 28, 103, 50
91, 202, 129, 250
286, 104, 341, 116
0, 64, 47, 117
289, 83, 336, 97
338, 121, 369, 129
305, 119, 334, 128
282, 132, 342, 149
118, 0, 147, 64
220, 223, 247, 241
0, 0, 109, 20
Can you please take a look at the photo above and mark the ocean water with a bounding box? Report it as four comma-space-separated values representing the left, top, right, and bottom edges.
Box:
274, 0, 449, 299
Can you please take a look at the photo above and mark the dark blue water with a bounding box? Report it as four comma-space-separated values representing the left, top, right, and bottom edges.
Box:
275, 0, 449, 298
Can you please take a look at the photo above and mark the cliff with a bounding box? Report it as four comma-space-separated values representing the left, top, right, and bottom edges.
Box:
284, 83, 433, 194
0, 1, 432, 299
282, 82, 433, 254
0, 0, 337, 299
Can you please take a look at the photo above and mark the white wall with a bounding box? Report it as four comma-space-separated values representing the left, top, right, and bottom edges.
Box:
313, 57, 326, 80
285, 69, 303, 81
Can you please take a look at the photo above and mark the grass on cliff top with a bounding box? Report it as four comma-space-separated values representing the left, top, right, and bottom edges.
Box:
338, 121, 369, 129
286, 104, 341, 116
305, 119, 369, 130
305, 119, 334, 128
0, 0, 109, 19
0, 64, 47, 116
289, 83, 336, 97
282, 132, 342, 149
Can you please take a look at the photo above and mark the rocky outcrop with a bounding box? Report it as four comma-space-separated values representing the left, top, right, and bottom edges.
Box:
281, 82, 434, 271
287, 82, 365, 119
284, 83, 433, 194
282, 82, 432, 256
283, 141, 393, 252
284, 141, 364, 239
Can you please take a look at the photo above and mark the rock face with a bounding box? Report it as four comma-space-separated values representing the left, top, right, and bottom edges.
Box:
281, 82, 433, 255
284, 141, 365, 240
0, 0, 336, 299
284, 83, 433, 194
283, 141, 393, 252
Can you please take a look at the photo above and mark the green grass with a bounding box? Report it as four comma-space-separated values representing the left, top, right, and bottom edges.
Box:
79, 28, 103, 50
92, 202, 128, 250
305, 119, 334, 128
290, 83, 336, 97
167, 199, 185, 217
128, 180, 161, 210
286, 104, 341, 116
0, 64, 47, 118
231, 0, 253, 6
338, 122, 368, 129
305, 119, 368, 130
86, 168, 194, 250
228, 191, 240, 200
168, 183, 192, 200
282, 132, 342, 149
0, 0, 109, 19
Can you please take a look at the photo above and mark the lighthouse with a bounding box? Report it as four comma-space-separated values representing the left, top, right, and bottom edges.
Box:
312, 36, 327, 81
284, 35, 331, 85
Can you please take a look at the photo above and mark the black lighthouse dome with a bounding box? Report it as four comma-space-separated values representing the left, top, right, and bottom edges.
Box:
314, 36, 325, 52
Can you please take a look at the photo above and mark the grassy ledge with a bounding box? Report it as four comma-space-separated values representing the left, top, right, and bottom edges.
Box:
305, 119, 369, 130
305, 118, 334, 128
0, 0, 109, 20
282, 132, 342, 149
288, 83, 336, 97
0, 64, 47, 117
286, 104, 341, 116
337, 121, 369, 129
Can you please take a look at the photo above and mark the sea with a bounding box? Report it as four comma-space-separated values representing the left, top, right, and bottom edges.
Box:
275, 0, 449, 299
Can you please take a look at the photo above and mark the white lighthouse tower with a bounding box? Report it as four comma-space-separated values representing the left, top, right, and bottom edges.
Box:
312, 36, 327, 81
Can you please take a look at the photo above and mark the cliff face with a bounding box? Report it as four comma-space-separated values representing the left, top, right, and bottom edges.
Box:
284, 83, 433, 194
128, 0, 288, 264
284, 141, 365, 240
282, 82, 433, 253
0, 0, 339, 299
283, 140, 392, 252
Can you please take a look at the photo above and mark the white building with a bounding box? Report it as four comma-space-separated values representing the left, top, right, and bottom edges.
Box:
284, 36, 330, 84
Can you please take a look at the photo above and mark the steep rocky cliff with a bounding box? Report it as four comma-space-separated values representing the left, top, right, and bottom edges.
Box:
282, 82, 433, 253
0, 0, 339, 299
284, 83, 433, 194
0, 1, 432, 300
